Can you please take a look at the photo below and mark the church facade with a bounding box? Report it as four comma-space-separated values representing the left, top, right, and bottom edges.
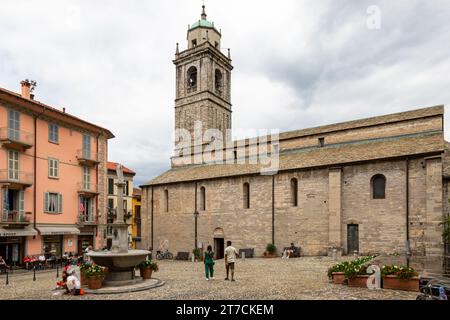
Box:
140, 7, 449, 265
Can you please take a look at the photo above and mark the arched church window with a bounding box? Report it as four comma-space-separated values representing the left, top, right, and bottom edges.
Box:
371, 174, 386, 199
243, 183, 250, 209
187, 66, 197, 91
215, 69, 223, 93
200, 187, 206, 211
291, 178, 298, 207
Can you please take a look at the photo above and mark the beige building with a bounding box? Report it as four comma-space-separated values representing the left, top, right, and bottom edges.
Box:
141, 6, 448, 270
106, 162, 135, 249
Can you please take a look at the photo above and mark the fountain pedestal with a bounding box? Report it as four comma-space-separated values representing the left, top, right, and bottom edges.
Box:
87, 166, 150, 287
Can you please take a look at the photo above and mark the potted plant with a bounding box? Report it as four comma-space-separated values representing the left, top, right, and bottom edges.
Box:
346, 264, 371, 288
79, 262, 91, 286
327, 261, 351, 284
381, 265, 419, 292
192, 248, 202, 261
139, 260, 159, 280
264, 244, 277, 258
85, 265, 104, 290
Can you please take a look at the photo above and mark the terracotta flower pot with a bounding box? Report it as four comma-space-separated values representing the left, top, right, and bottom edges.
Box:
348, 276, 370, 288
87, 277, 103, 290
80, 271, 87, 286
332, 272, 345, 285
140, 267, 153, 280
382, 276, 419, 292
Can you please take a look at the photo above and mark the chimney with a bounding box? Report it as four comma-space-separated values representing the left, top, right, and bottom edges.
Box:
62, 107, 66, 113
20, 80, 31, 99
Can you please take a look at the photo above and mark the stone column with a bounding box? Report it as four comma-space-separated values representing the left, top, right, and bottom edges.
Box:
425, 156, 444, 270
112, 182, 129, 253
328, 167, 343, 256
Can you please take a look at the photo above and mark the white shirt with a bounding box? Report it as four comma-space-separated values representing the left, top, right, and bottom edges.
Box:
66, 275, 81, 290
224, 246, 238, 263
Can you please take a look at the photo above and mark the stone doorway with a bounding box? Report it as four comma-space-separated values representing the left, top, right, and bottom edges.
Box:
347, 224, 359, 254
213, 228, 225, 260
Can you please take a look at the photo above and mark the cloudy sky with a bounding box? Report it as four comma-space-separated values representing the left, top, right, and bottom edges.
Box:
1, 0, 450, 185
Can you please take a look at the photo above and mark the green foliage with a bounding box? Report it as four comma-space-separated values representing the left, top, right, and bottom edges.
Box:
381, 265, 418, 279
85, 265, 104, 278
266, 243, 277, 254
327, 255, 377, 279
192, 248, 202, 260
139, 260, 159, 272
79, 262, 92, 272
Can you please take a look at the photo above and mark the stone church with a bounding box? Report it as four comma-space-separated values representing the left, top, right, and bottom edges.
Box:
140, 6, 448, 264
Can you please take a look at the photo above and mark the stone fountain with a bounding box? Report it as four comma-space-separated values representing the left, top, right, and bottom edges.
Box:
87, 164, 150, 287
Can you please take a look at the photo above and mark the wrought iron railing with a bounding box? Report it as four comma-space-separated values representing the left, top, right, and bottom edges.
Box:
1, 210, 30, 223
0, 127, 34, 145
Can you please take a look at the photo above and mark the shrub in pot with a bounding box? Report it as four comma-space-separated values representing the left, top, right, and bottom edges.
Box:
265, 244, 277, 257
381, 265, 419, 292
79, 262, 93, 286
139, 260, 159, 280
346, 264, 371, 288
85, 265, 104, 290
327, 261, 351, 284
192, 248, 202, 261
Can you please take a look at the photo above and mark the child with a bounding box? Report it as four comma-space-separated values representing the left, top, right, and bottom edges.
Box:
204, 245, 215, 281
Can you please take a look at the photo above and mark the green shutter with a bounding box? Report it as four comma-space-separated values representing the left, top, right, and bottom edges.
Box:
44, 192, 49, 212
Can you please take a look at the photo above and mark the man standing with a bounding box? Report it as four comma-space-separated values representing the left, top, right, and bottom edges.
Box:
224, 241, 238, 282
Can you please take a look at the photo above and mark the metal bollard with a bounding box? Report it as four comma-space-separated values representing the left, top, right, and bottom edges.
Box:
56, 264, 59, 279
33, 267, 36, 281
6, 270, 9, 285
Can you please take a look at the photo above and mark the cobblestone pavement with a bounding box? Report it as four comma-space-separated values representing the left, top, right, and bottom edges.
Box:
0, 257, 418, 300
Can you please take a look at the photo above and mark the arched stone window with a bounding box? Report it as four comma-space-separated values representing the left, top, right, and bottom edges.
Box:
200, 186, 206, 211
164, 189, 169, 212
291, 178, 298, 207
215, 69, 223, 92
371, 174, 386, 199
187, 66, 197, 90
243, 183, 250, 209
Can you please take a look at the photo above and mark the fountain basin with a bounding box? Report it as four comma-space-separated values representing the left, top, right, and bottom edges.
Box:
87, 250, 150, 271
87, 250, 151, 287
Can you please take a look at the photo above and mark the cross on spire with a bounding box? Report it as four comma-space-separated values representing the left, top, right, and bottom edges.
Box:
201, 1, 207, 20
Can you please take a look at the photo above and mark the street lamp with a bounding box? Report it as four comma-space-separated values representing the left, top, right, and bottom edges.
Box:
194, 211, 199, 250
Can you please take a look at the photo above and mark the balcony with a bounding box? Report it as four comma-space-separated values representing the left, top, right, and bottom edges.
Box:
0, 128, 34, 151
0, 170, 33, 189
1, 210, 31, 227
76, 149, 99, 167
77, 213, 98, 226
77, 182, 99, 197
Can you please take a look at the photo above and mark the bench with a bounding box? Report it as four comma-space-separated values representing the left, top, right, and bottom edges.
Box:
175, 252, 190, 261
283, 246, 301, 258
239, 248, 255, 258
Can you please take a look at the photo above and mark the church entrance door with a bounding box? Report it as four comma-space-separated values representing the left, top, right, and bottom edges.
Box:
214, 238, 224, 260
347, 224, 359, 254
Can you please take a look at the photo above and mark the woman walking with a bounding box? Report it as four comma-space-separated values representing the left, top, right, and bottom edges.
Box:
204, 245, 215, 281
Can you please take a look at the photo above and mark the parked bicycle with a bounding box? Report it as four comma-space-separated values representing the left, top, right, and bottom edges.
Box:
156, 249, 174, 260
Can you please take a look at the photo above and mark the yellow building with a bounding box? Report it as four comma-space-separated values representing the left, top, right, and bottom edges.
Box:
106, 162, 135, 249
132, 188, 142, 249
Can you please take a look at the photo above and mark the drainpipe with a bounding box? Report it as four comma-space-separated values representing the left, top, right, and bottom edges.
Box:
272, 175, 275, 245
151, 186, 154, 253
194, 182, 198, 250
95, 134, 99, 243
33, 107, 46, 235
406, 157, 411, 265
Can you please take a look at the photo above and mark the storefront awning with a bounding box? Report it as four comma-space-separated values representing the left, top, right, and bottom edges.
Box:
37, 226, 80, 235
0, 226, 38, 237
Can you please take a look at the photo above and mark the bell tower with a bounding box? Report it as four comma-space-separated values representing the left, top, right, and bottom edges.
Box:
174, 5, 233, 149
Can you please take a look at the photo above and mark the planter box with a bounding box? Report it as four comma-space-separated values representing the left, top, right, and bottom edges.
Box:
80, 271, 87, 286
382, 276, 419, 292
332, 272, 345, 285
348, 276, 370, 288
263, 252, 278, 258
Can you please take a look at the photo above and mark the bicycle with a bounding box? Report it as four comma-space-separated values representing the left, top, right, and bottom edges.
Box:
156, 249, 174, 260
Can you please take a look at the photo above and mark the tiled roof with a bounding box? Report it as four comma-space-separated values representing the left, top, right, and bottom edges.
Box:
142, 132, 444, 186
107, 162, 136, 175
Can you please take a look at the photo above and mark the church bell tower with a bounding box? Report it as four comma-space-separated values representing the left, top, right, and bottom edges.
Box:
173, 5, 233, 149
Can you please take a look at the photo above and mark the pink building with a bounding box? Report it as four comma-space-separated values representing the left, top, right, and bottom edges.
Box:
0, 80, 114, 266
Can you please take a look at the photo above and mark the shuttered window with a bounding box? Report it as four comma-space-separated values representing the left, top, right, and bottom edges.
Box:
44, 192, 63, 214
243, 183, 250, 209
48, 158, 59, 178
48, 123, 59, 143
